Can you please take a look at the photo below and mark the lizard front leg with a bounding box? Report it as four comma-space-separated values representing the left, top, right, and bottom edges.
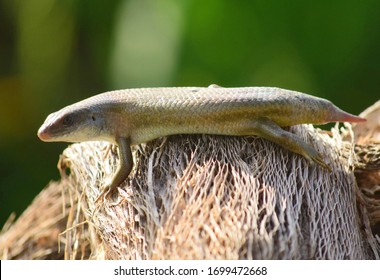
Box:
245, 117, 331, 171
96, 137, 133, 203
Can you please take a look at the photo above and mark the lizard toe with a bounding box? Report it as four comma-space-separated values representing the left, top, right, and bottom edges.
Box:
305, 148, 332, 172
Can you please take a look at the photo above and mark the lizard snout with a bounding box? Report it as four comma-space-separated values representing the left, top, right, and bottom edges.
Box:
37, 125, 51, 141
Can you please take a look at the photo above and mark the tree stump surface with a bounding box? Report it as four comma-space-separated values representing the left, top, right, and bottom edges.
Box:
1, 102, 380, 260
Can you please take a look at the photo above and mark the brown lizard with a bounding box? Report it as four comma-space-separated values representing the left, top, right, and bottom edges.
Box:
37, 85, 366, 199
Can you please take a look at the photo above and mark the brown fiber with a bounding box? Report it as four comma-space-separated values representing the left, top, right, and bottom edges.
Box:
1, 121, 380, 259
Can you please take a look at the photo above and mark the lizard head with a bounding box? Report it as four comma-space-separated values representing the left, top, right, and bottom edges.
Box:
37, 105, 109, 143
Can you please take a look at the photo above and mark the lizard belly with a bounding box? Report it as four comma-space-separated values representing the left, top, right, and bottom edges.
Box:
129, 111, 262, 145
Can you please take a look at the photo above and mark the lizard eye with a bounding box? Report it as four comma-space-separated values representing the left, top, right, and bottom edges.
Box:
62, 115, 74, 126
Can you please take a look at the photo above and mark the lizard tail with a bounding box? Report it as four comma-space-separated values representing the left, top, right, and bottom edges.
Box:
329, 106, 366, 123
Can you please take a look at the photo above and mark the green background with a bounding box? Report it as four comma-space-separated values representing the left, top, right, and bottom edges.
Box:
0, 0, 379, 226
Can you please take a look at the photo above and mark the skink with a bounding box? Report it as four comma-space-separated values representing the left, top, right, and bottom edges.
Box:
37, 85, 366, 199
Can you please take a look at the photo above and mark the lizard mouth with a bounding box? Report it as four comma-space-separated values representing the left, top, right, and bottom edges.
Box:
37, 126, 51, 141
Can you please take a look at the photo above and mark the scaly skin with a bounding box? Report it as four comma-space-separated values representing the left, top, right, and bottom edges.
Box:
37, 86, 366, 201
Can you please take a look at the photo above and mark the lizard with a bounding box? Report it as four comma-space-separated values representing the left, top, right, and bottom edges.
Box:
37, 85, 366, 200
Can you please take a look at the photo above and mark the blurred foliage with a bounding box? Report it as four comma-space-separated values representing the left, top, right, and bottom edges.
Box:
0, 0, 379, 226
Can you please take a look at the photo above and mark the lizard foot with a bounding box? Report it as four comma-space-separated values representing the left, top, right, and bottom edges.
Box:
95, 184, 118, 205
302, 146, 332, 172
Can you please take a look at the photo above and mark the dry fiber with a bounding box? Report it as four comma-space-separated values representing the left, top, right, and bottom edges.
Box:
1, 123, 380, 259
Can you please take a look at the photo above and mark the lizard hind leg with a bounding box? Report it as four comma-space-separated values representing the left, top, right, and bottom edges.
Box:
245, 117, 331, 172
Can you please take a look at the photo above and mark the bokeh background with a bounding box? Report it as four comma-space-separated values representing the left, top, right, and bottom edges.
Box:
0, 0, 379, 226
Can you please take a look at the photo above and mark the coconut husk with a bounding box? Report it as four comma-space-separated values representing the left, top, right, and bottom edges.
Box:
1, 104, 380, 259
